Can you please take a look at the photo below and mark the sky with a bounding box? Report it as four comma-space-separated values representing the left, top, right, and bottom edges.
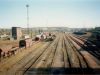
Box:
0, 0, 100, 28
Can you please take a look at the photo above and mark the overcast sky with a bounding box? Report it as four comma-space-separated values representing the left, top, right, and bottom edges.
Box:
0, 0, 100, 28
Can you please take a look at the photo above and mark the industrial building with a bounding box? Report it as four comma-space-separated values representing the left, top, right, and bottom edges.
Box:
12, 27, 22, 40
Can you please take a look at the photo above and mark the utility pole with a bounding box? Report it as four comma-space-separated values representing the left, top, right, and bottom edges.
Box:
26, 4, 29, 34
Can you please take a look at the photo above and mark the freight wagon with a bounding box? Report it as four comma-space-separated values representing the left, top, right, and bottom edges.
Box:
34, 34, 47, 41
34, 32, 56, 41
0, 45, 15, 58
19, 38, 33, 48
0, 38, 33, 60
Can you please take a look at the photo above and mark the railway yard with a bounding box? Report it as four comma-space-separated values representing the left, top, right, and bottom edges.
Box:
0, 32, 100, 75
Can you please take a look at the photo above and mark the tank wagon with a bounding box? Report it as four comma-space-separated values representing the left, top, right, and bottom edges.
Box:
34, 32, 56, 42
34, 34, 47, 41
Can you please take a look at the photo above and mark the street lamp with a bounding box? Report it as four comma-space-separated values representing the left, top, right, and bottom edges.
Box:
26, 4, 29, 34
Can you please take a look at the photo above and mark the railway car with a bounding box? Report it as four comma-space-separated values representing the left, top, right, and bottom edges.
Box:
0, 45, 12, 57
34, 32, 56, 42
34, 35, 41, 41
45, 34, 56, 41
41, 34, 47, 41
19, 38, 33, 48
34, 34, 47, 41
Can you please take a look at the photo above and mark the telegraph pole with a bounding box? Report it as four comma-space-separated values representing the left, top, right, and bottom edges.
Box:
26, 4, 29, 34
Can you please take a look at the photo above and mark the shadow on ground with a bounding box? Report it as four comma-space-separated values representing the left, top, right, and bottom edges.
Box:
78, 32, 100, 60
24, 67, 100, 75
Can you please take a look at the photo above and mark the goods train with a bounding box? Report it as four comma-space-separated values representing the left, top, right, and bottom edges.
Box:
0, 45, 19, 58
34, 32, 56, 41
0, 32, 56, 60
34, 34, 46, 41
19, 38, 33, 48
0, 38, 33, 59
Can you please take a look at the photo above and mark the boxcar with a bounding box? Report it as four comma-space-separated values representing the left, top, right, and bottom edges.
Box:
19, 38, 33, 48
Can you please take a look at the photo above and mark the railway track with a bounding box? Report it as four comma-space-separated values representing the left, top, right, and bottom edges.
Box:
69, 33, 100, 62
0, 41, 39, 63
0, 41, 46, 75
7, 42, 51, 75
66, 33, 100, 72
72, 34, 100, 58
23, 34, 60, 75
0, 33, 100, 75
